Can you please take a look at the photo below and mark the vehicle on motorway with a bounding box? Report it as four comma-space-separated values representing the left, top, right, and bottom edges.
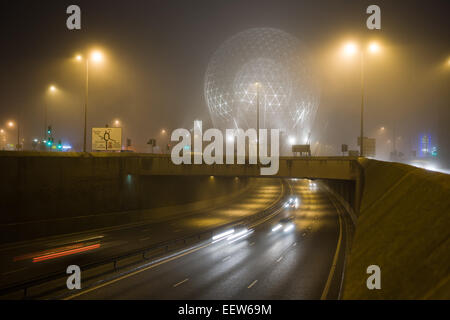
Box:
272, 216, 295, 233
284, 197, 299, 208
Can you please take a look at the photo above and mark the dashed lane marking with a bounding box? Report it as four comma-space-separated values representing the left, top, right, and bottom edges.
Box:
173, 278, 189, 288
248, 280, 258, 289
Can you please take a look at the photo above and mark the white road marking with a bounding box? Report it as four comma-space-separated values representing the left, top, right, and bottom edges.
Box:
65, 242, 211, 300
173, 229, 181, 233
248, 280, 258, 289
249, 242, 255, 246
276, 256, 283, 263
140, 237, 151, 241
222, 256, 231, 262
173, 278, 189, 288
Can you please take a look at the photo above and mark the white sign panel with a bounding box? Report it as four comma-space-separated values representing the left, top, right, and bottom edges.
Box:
92, 127, 122, 151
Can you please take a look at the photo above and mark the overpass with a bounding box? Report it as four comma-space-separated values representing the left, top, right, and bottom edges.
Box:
125, 154, 364, 214
0, 152, 364, 216
125, 154, 362, 181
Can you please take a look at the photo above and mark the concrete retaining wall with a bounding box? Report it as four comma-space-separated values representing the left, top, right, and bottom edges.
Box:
342, 159, 450, 299
0, 152, 250, 243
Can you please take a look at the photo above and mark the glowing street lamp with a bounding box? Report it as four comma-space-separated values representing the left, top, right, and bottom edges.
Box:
342, 42, 358, 57
255, 82, 261, 157
75, 49, 104, 152
341, 40, 382, 156
6, 121, 20, 150
288, 136, 296, 145
91, 51, 103, 63
44, 84, 58, 141
368, 42, 381, 54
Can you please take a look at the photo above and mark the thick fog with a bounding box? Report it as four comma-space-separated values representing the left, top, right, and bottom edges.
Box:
0, 0, 448, 168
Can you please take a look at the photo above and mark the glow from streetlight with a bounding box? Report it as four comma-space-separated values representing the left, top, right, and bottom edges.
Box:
91, 51, 103, 63
114, 119, 120, 126
49, 85, 57, 93
342, 42, 358, 56
7, 121, 14, 128
75, 54, 83, 61
368, 42, 381, 54
0, 129, 4, 134
288, 136, 296, 145
161, 129, 166, 134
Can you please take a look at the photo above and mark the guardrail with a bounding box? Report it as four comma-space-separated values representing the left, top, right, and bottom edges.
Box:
0, 180, 290, 299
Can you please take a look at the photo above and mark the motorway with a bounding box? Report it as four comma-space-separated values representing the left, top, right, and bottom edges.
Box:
0, 178, 284, 297
63, 179, 347, 300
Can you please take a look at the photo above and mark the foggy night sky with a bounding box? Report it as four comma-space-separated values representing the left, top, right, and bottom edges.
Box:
0, 0, 448, 166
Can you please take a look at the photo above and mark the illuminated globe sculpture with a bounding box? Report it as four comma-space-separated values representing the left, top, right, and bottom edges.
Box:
204, 28, 319, 151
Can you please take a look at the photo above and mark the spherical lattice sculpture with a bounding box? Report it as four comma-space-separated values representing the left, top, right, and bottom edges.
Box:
204, 28, 319, 146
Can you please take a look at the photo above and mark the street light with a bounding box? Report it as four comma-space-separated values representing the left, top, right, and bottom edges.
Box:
45, 84, 58, 142
255, 82, 260, 158
368, 42, 381, 54
6, 121, 20, 150
342, 42, 358, 56
341, 40, 382, 156
75, 49, 104, 152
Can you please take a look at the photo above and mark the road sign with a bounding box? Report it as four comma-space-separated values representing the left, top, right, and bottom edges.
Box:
292, 144, 311, 156
357, 137, 376, 157
92, 127, 122, 151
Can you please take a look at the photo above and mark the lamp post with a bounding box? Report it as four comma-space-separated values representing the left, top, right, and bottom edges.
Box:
76, 51, 103, 152
360, 50, 364, 157
342, 41, 381, 157
7, 121, 19, 150
45, 85, 57, 142
255, 82, 260, 159
84, 58, 89, 153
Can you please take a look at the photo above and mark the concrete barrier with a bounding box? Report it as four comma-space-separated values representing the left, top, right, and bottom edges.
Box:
342, 159, 450, 299
0, 152, 252, 243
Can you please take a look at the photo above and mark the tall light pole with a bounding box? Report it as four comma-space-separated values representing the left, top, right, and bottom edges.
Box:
255, 82, 260, 159
360, 50, 364, 157
45, 85, 57, 142
76, 50, 103, 152
84, 57, 89, 153
342, 41, 381, 157
0, 129, 5, 150
7, 121, 19, 150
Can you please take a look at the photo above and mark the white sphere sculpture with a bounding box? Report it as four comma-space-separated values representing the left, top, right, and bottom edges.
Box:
204, 28, 319, 148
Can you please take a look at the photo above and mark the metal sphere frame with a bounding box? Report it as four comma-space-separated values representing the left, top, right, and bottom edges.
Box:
204, 27, 319, 144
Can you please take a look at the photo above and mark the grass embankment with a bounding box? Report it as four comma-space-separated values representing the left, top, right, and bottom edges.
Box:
342, 159, 450, 299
